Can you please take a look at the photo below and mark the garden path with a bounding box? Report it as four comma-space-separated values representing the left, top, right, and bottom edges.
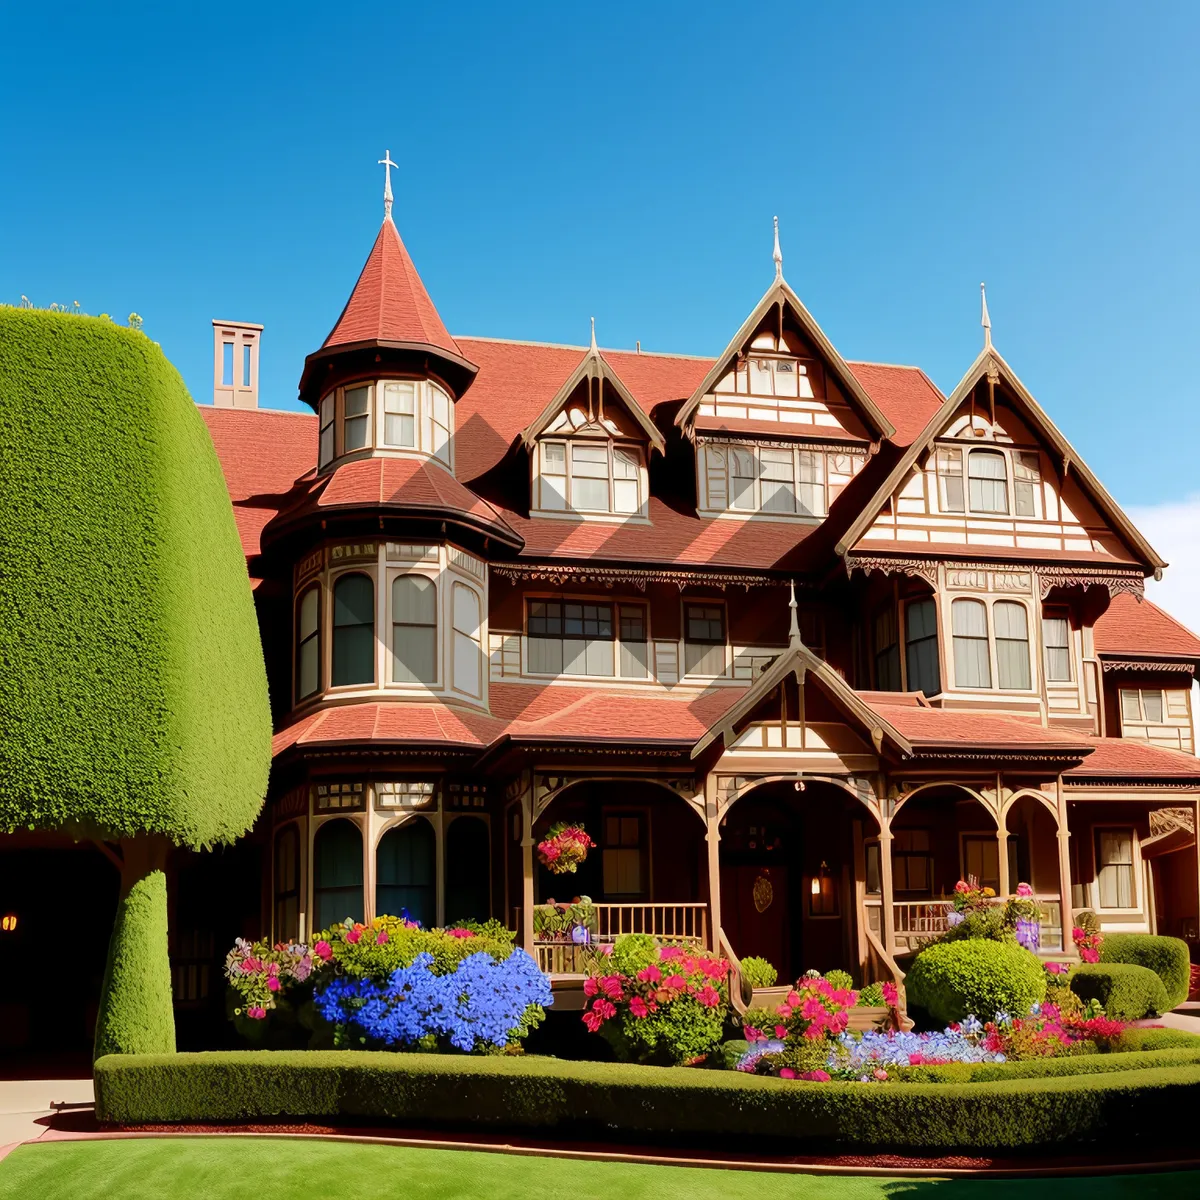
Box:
0, 1079, 93, 1162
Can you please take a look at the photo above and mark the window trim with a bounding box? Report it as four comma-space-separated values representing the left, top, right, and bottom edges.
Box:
932, 443, 1043, 519
1091, 824, 1140, 913
522, 595, 650, 682
681, 599, 729, 679
389, 572, 439, 687
451, 581, 483, 698
949, 596, 1036, 694
1041, 608, 1073, 684
534, 436, 646, 518
701, 441, 832, 519
295, 583, 322, 702
330, 569, 377, 690
599, 807, 651, 900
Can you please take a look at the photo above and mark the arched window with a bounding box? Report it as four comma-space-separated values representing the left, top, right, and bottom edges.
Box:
452, 583, 481, 696
444, 816, 490, 925
968, 450, 1008, 513
273, 825, 301, 942
377, 819, 436, 927
332, 573, 375, 687
392, 576, 437, 684
313, 819, 363, 931
952, 599, 991, 688
994, 601, 1031, 690
296, 586, 320, 700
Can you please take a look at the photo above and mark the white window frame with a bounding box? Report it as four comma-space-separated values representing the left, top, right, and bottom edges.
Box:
523, 596, 650, 681
388, 569, 441, 688
949, 596, 1036, 694
318, 393, 335, 468
1090, 824, 1140, 913
702, 442, 828, 518
534, 437, 646, 517
932, 444, 1043, 519
316, 378, 456, 472
681, 600, 729, 679
451, 582, 483, 698
1042, 608, 1073, 683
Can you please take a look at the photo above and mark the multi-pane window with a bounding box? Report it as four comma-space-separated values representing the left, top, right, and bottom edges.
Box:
392, 575, 437, 684
526, 600, 648, 678
892, 828, 932, 894
873, 608, 901, 691
1122, 688, 1164, 725
710, 443, 825, 516
968, 450, 1008, 513
319, 393, 335, 467
383, 382, 417, 447
1042, 612, 1072, 682
343, 385, 371, 451
683, 604, 726, 676
296, 585, 320, 700
602, 813, 645, 897
331, 573, 375, 687
952, 599, 991, 688
994, 601, 1031, 690
538, 440, 643, 515
1095, 828, 1135, 909
937, 448, 964, 512
712, 336, 819, 402
1014, 452, 1041, 517
1119, 688, 1193, 750
905, 598, 941, 695
452, 583, 482, 696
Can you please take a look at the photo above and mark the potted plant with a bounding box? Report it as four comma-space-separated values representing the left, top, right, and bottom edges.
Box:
537, 822, 594, 874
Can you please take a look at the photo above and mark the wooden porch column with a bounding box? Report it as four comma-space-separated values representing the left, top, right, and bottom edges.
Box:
996, 825, 1011, 897
1056, 775, 1074, 954
879, 826, 897, 956
706, 813, 722, 954
520, 775, 535, 955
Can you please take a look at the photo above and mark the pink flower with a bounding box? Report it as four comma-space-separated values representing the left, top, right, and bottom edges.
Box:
801, 996, 826, 1020
376, 930, 389, 944
659, 945, 681, 960
246, 1006, 266, 1020
447, 927, 475, 938
266, 975, 280, 992
744, 1025, 763, 1042
697, 985, 720, 1008
600, 975, 624, 1000
582, 1011, 602, 1032
908, 1053, 924, 1066
266, 962, 279, 977
593, 998, 617, 1020
779, 1068, 797, 1079
774, 1025, 788, 1039
346, 928, 361, 944
583, 977, 599, 997
873, 1068, 888, 1081
799, 1069, 831, 1082
882, 981, 899, 1007
776, 1004, 792, 1019
314, 941, 332, 961
663, 974, 687, 991
1016, 882, 1034, 897
630, 996, 649, 1019
637, 964, 662, 984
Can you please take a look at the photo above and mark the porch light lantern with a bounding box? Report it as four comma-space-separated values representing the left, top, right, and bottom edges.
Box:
811, 861, 839, 917
0, 914, 16, 933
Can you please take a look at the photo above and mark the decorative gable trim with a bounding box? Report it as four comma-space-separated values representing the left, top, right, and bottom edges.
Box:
834, 345, 1166, 571
675, 279, 895, 442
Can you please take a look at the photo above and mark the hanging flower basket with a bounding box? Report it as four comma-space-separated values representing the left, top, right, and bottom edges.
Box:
537, 822, 594, 874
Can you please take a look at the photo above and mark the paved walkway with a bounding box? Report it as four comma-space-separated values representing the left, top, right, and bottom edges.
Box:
0, 1080, 93, 1162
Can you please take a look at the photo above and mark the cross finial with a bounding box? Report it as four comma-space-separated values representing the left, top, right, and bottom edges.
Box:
773, 216, 783, 281
788, 579, 802, 648
378, 151, 398, 222
980, 281, 992, 349
590, 315, 597, 352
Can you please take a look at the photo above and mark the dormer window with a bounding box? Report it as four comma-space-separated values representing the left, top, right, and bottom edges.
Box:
537, 438, 644, 516
715, 332, 820, 401
968, 450, 1007, 513
935, 446, 1042, 518
316, 378, 455, 471
701, 442, 861, 519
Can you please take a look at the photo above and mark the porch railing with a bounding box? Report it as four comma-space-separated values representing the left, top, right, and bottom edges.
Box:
865, 896, 1064, 954
518, 902, 708, 977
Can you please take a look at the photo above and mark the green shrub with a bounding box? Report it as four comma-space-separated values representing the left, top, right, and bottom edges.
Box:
740, 957, 779, 990
1101, 934, 1191, 1011
606, 933, 659, 977
823, 969, 854, 991
94, 1050, 1200, 1151
940, 905, 1014, 944
1070, 963, 1170, 1020
856, 983, 885, 1007
894, 1046, 1200, 1085
906, 940, 1045, 1025
1112, 1027, 1200, 1053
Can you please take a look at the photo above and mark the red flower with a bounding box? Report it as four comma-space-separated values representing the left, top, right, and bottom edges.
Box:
267, 976, 280, 992
583, 977, 599, 997
313, 941, 332, 961
779, 1068, 797, 1079
629, 996, 649, 1019
697, 985, 720, 1008
663, 974, 687, 991
659, 945, 681, 961
600, 975, 624, 1000
346, 928, 362, 944
582, 1011, 602, 1032
637, 964, 662, 984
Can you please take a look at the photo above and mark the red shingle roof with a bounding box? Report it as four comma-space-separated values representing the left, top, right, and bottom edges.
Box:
273, 702, 505, 756
323, 220, 462, 358
866, 702, 1089, 750
1093, 592, 1200, 660
1064, 737, 1200, 780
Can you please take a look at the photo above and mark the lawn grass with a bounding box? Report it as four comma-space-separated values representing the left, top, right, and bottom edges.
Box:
1, 1139, 1199, 1199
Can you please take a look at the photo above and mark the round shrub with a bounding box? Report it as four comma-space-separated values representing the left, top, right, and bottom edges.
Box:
823, 969, 854, 991
1070, 963, 1169, 1020
906, 940, 1045, 1025
740, 957, 778, 990
1101, 934, 1190, 1011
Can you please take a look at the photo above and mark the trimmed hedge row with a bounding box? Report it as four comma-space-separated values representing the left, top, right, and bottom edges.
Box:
1070, 963, 1170, 1020
1101, 934, 1191, 1011
895, 1045, 1200, 1084
95, 1050, 1200, 1152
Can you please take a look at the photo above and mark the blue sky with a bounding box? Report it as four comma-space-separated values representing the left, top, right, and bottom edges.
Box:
2, 1, 1199, 518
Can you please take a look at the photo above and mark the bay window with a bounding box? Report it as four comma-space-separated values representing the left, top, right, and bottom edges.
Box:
331, 573, 375, 687
951, 598, 1033, 691
392, 575, 437, 685
343, 385, 371, 451
383, 381, 417, 447
935, 445, 1042, 517
537, 439, 644, 515
452, 583, 482, 696
318, 378, 455, 468
296, 585, 321, 700
708, 443, 826, 517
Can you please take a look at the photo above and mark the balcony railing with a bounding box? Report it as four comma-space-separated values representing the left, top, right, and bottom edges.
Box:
518, 902, 709, 977
865, 896, 1064, 953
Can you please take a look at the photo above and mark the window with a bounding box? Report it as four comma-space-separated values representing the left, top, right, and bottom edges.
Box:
296, 586, 320, 701
313, 819, 364, 930
712, 338, 818, 401
444, 816, 490, 925
937, 448, 964, 512
905, 598, 941, 695
873, 608, 901, 691
319, 393, 335, 467
452, 583, 482, 696
602, 813, 645, 897
952, 599, 991, 688
392, 576, 437, 684
1043, 612, 1071, 682
376, 819, 436, 927
429, 384, 452, 465
1119, 688, 1191, 750
994, 601, 1031, 690
331, 573, 375, 687
707, 443, 826, 517
618, 604, 649, 678
683, 603, 726, 676
383, 381, 416, 447
343, 385, 371, 451
537, 439, 643, 515
1095, 828, 1135, 909
892, 828, 932, 894
968, 450, 1009, 513
273, 825, 301, 942
526, 600, 648, 679
962, 835, 1001, 894
864, 842, 881, 894
1014, 452, 1041, 517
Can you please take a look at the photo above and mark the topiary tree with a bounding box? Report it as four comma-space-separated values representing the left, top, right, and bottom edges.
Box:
1100, 934, 1191, 1011
1071, 962, 1170, 1021
0, 308, 271, 1057
905, 939, 1046, 1025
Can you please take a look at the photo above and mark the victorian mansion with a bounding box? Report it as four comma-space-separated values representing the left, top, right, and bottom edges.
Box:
196, 184, 1200, 1007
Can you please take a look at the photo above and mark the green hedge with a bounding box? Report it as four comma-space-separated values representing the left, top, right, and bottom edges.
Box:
905, 939, 1045, 1024
94, 1050, 1200, 1152
1070, 963, 1170, 1020
1101, 934, 1191, 1011
1112, 1027, 1200, 1053
893, 1045, 1200, 1084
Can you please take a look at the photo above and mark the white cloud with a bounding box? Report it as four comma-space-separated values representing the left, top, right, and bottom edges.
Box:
1128, 493, 1200, 633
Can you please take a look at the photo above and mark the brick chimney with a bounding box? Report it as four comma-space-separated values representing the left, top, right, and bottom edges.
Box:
212, 320, 263, 408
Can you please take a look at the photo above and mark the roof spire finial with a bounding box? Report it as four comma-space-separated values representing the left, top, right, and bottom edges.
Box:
773, 215, 783, 282
980, 281, 992, 349
378, 150, 398, 222
590, 315, 597, 352
788, 579, 802, 648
